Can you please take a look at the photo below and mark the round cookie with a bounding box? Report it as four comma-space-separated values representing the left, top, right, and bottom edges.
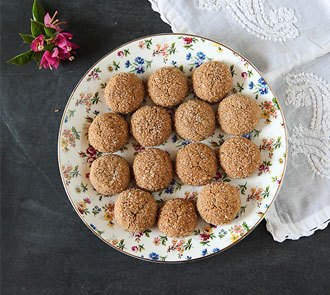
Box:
133, 148, 173, 191
104, 72, 144, 114
192, 61, 232, 103
89, 154, 130, 196
175, 99, 215, 141
131, 106, 172, 146
218, 94, 260, 135
176, 143, 217, 186
114, 188, 158, 232
197, 182, 241, 225
157, 199, 198, 237
88, 112, 128, 153
219, 137, 261, 178
148, 67, 188, 107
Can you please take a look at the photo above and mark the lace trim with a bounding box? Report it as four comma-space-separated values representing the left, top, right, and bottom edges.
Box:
286, 72, 330, 179
196, 0, 299, 42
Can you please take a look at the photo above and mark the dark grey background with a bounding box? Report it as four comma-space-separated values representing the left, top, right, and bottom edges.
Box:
1, 0, 330, 294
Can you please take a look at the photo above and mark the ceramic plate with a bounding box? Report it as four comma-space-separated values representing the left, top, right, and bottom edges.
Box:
58, 33, 287, 262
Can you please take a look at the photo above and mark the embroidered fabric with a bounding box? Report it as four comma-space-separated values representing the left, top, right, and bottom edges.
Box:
148, 0, 330, 241
196, 0, 299, 41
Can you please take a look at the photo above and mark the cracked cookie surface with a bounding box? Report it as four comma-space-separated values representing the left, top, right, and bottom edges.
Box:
158, 199, 198, 237
131, 105, 172, 146
88, 112, 128, 153
219, 137, 261, 178
192, 61, 232, 103
104, 72, 144, 114
197, 182, 241, 225
148, 67, 188, 107
114, 189, 157, 232
133, 148, 173, 191
175, 143, 217, 186
175, 99, 215, 141
218, 94, 260, 135
89, 154, 130, 196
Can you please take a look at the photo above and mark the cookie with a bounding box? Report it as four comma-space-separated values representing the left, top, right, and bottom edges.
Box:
192, 61, 232, 103
104, 72, 144, 114
197, 182, 241, 225
114, 188, 158, 232
175, 99, 215, 141
131, 105, 172, 146
158, 199, 198, 237
219, 137, 261, 178
89, 155, 130, 196
133, 148, 173, 191
218, 94, 260, 135
176, 143, 217, 186
88, 112, 128, 153
148, 67, 188, 107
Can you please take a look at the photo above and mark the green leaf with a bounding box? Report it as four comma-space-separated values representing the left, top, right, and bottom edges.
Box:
31, 19, 44, 37
44, 43, 55, 51
7, 50, 34, 65
19, 33, 35, 44
32, 0, 45, 22
44, 26, 56, 38
33, 51, 43, 64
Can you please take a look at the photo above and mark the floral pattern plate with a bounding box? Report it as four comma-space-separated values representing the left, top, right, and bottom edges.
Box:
58, 34, 287, 262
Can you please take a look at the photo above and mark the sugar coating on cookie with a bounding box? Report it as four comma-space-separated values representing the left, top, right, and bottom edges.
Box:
89, 155, 130, 196
133, 148, 173, 191
157, 199, 198, 237
192, 61, 232, 103
219, 137, 261, 178
176, 143, 217, 186
218, 94, 260, 135
114, 188, 158, 232
175, 99, 215, 141
104, 72, 144, 114
88, 112, 128, 153
148, 67, 188, 107
197, 182, 241, 225
131, 106, 172, 146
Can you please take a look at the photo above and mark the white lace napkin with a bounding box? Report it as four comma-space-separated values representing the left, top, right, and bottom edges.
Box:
149, 0, 330, 241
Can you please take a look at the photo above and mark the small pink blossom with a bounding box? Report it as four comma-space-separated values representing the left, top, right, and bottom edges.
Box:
131, 246, 138, 252
54, 32, 79, 54
31, 35, 44, 52
241, 72, 248, 79
117, 51, 124, 57
86, 146, 96, 156
153, 237, 161, 246
183, 37, 193, 44
40, 49, 60, 69
44, 11, 64, 32
200, 233, 210, 241
83, 197, 91, 204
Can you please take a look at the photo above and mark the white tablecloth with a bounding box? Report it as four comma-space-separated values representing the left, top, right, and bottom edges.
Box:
149, 0, 330, 241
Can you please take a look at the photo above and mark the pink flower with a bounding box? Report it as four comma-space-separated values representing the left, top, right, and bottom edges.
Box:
44, 11, 64, 32
241, 72, 248, 79
83, 197, 91, 204
55, 32, 79, 51
117, 51, 124, 57
86, 146, 96, 156
138, 41, 145, 49
200, 233, 210, 241
40, 49, 60, 69
131, 246, 138, 252
31, 35, 44, 52
183, 37, 193, 44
